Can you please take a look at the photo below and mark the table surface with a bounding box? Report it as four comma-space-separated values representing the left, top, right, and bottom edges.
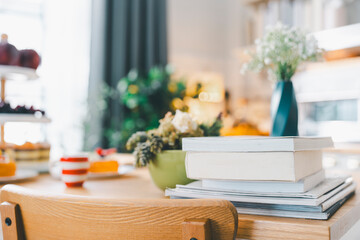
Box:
14, 168, 165, 199
2, 168, 360, 240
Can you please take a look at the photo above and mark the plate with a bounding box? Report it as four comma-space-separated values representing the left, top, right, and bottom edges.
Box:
17, 161, 49, 173
0, 169, 38, 183
49, 162, 135, 180
0, 65, 38, 80
0, 114, 51, 124
88, 165, 135, 179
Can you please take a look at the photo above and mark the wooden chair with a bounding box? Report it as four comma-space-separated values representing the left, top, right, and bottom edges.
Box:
0, 184, 238, 240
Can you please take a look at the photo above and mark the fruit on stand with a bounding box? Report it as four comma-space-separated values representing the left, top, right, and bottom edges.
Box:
0, 33, 41, 69
19, 49, 41, 69
0, 101, 46, 115
0, 34, 19, 65
14, 105, 45, 115
0, 101, 13, 113
0, 33, 50, 175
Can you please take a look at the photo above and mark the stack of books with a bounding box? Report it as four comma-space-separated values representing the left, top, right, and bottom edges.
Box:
165, 137, 356, 220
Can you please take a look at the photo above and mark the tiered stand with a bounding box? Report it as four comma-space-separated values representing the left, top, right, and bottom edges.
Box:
0, 65, 51, 171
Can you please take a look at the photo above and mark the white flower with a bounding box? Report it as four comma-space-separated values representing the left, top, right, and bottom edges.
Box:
243, 22, 321, 81
264, 58, 271, 65
256, 45, 262, 53
240, 63, 248, 75
171, 110, 198, 133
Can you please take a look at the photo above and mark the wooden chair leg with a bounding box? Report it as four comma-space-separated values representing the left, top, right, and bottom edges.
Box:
1, 202, 24, 240
182, 218, 212, 240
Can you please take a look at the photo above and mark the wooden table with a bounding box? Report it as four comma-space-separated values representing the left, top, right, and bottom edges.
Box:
3, 168, 360, 240
15, 168, 164, 199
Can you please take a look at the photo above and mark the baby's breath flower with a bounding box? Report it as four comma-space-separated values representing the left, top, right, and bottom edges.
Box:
242, 22, 323, 81
264, 58, 271, 65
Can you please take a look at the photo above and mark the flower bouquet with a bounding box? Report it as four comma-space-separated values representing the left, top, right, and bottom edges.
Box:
243, 22, 322, 136
126, 110, 222, 190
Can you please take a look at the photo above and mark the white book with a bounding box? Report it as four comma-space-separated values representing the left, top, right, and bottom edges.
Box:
170, 185, 356, 220
165, 179, 354, 206
176, 176, 349, 199
185, 151, 323, 181
182, 136, 333, 152
201, 170, 325, 193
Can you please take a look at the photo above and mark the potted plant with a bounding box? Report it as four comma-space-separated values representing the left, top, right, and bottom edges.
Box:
242, 23, 322, 136
126, 110, 222, 190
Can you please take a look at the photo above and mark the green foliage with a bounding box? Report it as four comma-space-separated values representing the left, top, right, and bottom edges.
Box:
103, 66, 187, 151
149, 134, 164, 154
127, 111, 222, 167
129, 132, 164, 167
125, 131, 148, 152
200, 113, 223, 137
134, 142, 152, 167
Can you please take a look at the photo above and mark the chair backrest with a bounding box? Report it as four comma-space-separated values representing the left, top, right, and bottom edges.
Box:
0, 184, 238, 240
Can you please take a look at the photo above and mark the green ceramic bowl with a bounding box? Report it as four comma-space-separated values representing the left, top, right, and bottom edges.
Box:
148, 150, 194, 191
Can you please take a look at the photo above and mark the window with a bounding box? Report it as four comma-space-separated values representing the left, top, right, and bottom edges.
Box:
0, 0, 91, 159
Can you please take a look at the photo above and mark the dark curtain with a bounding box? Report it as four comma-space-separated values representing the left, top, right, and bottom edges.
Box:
102, 0, 168, 147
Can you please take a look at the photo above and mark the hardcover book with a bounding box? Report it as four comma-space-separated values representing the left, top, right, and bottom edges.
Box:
182, 136, 333, 152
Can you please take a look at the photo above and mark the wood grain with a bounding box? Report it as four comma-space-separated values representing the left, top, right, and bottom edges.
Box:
13, 168, 164, 199
0, 185, 238, 240
1, 77, 5, 102
182, 218, 211, 240
1, 167, 360, 240
0, 201, 25, 240
1, 202, 19, 240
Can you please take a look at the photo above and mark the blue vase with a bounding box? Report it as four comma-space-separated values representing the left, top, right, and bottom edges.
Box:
271, 81, 299, 136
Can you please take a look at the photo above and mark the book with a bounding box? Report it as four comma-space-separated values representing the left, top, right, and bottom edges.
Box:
182, 136, 333, 152
234, 191, 354, 220
165, 179, 354, 206
177, 176, 349, 199
185, 150, 323, 181
169, 185, 356, 219
201, 170, 325, 193
174, 182, 355, 213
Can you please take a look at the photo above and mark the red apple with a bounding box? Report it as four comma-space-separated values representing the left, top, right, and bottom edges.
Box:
0, 34, 20, 65
19, 49, 41, 69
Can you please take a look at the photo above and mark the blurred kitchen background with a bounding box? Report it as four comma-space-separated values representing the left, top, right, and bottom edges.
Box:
1, 0, 360, 171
